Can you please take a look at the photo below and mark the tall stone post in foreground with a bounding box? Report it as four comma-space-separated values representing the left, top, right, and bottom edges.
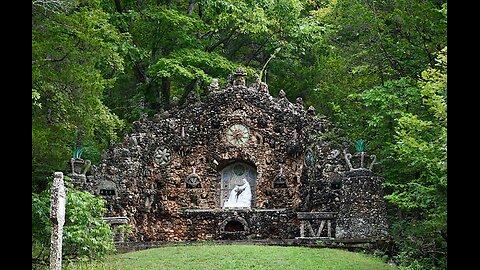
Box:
50, 172, 66, 270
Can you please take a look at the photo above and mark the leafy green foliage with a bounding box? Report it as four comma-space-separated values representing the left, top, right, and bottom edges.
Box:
32, 177, 115, 267
346, 77, 425, 159
305, 0, 447, 125
32, 0, 127, 191
62, 183, 115, 260
149, 49, 238, 83
103, 0, 320, 114
33, 1, 447, 269
383, 47, 446, 269
32, 186, 53, 265
350, 47, 446, 269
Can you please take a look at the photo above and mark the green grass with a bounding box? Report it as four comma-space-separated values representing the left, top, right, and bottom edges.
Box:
64, 243, 398, 270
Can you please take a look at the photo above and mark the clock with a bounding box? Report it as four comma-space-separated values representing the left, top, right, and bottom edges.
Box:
226, 124, 249, 146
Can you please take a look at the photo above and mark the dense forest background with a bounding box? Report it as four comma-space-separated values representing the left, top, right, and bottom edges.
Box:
32, 0, 446, 269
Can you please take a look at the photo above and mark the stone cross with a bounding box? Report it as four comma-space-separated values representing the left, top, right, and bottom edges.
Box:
50, 172, 66, 270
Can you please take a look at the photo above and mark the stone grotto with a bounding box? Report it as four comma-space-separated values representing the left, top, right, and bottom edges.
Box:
71, 68, 389, 247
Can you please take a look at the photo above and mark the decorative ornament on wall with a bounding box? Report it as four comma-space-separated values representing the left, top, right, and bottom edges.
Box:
186, 167, 201, 188
327, 149, 340, 160
304, 147, 315, 167
343, 139, 376, 171
154, 147, 171, 165
233, 67, 247, 87
226, 123, 249, 146
273, 165, 287, 188
186, 176, 201, 188
233, 163, 246, 176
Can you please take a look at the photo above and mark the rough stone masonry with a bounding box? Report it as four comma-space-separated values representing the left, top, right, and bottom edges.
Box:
74, 69, 389, 244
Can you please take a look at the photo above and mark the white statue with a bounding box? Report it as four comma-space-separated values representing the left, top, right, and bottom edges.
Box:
223, 178, 252, 208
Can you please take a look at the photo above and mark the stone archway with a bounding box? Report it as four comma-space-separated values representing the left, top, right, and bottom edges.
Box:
219, 162, 257, 208
219, 216, 250, 233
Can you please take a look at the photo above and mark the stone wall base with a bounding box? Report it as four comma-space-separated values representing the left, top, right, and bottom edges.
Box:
114, 238, 391, 253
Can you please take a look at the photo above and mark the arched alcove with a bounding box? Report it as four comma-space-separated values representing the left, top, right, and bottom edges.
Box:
224, 220, 245, 232
219, 216, 249, 233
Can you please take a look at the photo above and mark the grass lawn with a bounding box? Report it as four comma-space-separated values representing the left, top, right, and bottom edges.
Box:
64, 243, 398, 270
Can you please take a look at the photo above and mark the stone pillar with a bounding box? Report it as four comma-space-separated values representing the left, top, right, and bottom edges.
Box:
50, 172, 66, 270
335, 169, 389, 240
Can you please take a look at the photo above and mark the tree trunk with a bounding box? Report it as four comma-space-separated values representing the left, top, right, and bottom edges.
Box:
180, 79, 198, 104
75, 129, 83, 149
133, 61, 147, 83
113, 0, 123, 13
187, 0, 196, 16
161, 78, 171, 109
198, 0, 203, 18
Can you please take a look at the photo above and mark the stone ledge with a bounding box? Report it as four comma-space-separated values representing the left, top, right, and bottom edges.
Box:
182, 208, 288, 213
296, 212, 337, 219
114, 238, 390, 253
295, 237, 335, 240
103, 216, 130, 224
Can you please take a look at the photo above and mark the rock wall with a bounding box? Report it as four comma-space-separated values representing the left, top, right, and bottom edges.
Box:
76, 71, 388, 243
336, 169, 389, 240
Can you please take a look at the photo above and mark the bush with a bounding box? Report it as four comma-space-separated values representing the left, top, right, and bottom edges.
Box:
32, 176, 115, 267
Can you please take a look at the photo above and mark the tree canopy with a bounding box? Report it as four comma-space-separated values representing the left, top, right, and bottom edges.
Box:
32, 0, 447, 268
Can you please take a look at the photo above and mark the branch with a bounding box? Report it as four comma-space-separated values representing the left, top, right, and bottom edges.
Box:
32, 53, 68, 65
113, 0, 123, 13
259, 47, 282, 82
368, 2, 406, 76
206, 26, 239, 53
187, 0, 196, 16
181, 78, 198, 103
414, 25, 435, 64
245, 40, 269, 66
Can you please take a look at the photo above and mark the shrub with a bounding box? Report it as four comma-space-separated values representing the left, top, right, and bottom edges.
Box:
32, 176, 115, 267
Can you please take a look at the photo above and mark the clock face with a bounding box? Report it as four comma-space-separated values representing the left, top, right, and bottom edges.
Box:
226, 124, 249, 146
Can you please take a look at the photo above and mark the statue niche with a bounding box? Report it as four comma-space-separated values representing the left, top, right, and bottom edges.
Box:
220, 162, 257, 209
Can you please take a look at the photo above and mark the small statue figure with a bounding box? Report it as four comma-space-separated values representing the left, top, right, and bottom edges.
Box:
208, 78, 220, 92
296, 97, 304, 108
233, 67, 247, 87
223, 178, 252, 208
254, 74, 269, 93
307, 106, 316, 116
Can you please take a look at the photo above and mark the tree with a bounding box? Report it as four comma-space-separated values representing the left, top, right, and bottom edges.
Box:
102, 0, 315, 115
384, 47, 446, 269
32, 0, 127, 192
307, 0, 447, 124
348, 46, 446, 269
